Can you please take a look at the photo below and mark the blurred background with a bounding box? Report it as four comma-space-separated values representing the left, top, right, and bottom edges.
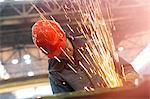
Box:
0, 0, 150, 98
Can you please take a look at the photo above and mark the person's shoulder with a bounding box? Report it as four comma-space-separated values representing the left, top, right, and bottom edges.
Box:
73, 35, 86, 48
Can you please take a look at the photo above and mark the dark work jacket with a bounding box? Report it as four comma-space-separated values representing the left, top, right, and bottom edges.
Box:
48, 35, 136, 94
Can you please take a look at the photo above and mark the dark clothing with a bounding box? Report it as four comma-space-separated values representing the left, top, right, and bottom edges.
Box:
48, 35, 102, 93
48, 35, 136, 94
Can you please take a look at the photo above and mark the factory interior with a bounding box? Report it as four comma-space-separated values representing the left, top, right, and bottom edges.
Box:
0, 0, 150, 99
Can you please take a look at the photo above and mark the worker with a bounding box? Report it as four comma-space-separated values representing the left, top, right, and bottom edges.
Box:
32, 19, 139, 94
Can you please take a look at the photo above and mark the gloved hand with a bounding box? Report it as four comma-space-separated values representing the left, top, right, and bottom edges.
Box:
124, 71, 139, 87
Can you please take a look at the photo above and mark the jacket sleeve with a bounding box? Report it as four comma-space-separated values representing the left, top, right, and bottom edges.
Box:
119, 57, 140, 86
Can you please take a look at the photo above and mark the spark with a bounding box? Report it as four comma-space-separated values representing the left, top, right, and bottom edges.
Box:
67, 24, 75, 33
89, 68, 94, 74
60, 47, 75, 65
79, 61, 92, 78
31, 3, 46, 20
54, 56, 61, 63
77, 49, 90, 65
84, 86, 90, 92
67, 64, 78, 74
89, 87, 95, 91
121, 65, 126, 81
50, 16, 57, 22
39, 47, 48, 54
74, 0, 123, 88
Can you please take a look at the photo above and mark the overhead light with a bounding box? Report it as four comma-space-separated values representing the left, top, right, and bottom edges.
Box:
3, 73, 10, 80
0, 61, 2, 65
0, 64, 5, 72
25, 59, 31, 64
0, 63, 10, 80
0, 65, 5, 76
118, 47, 124, 52
36, 96, 42, 99
23, 54, 31, 60
0, 0, 4, 2
11, 59, 19, 64
27, 71, 34, 77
